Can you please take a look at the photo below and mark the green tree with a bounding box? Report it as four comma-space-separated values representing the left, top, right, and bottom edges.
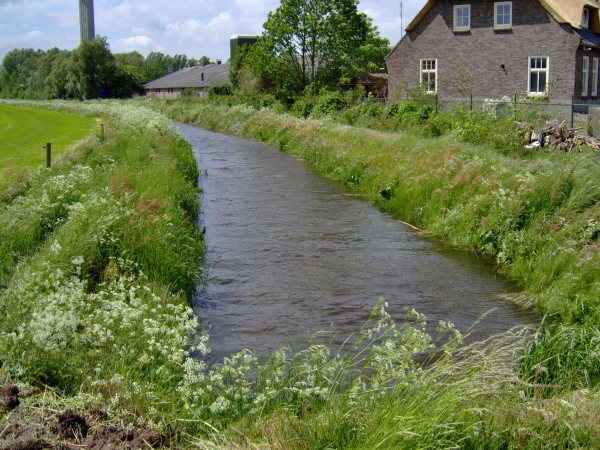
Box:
168, 54, 188, 73
43, 51, 78, 99
71, 36, 115, 99
0, 48, 46, 98
255, 0, 389, 94
198, 55, 213, 65
105, 63, 143, 98
144, 52, 167, 81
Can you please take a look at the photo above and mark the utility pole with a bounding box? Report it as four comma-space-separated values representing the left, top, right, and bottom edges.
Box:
400, 1, 404, 37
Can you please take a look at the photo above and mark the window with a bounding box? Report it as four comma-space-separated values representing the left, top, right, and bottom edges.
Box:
582, 8, 590, 28
454, 5, 470, 31
421, 59, 437, 93
494, 2, 512, 29
593, 58, 599, 96
583, 56, 590, 96
528, 57, 548, 95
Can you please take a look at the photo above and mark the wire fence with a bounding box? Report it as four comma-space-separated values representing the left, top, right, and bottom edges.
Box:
385, 95, 599, 131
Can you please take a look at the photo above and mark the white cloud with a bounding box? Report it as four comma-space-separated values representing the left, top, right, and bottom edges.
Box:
165, 13, 235, 47
0, 0, 426, 61
114, 36, 158, 52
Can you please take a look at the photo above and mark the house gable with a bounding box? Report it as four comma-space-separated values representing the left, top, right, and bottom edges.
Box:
386, 0, 591, 101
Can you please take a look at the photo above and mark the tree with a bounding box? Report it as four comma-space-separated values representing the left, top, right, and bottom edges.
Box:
254, 0, 389, 94
198, 55, 213, 65
71, 36, 115, 99
0, 48, 46, 98
144, 52, 167, 81
44, 51, 78, 99
105, 63, 143, 98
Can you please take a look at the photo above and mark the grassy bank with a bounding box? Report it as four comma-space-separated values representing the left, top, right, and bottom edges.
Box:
2, 99, 600, 448
0, 103, 98, 178
154, 101, 599, 320
150, 99, 600, 386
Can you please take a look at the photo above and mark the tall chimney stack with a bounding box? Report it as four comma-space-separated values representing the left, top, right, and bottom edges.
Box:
79, 0, 95, 43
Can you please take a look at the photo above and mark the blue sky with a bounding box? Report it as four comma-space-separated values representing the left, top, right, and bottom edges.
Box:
0, 0, 426, 62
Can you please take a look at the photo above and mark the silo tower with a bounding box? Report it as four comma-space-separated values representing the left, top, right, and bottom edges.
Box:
79, 0, 95, 43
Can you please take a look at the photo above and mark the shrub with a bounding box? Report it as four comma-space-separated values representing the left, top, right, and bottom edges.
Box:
312, 90, 347, 116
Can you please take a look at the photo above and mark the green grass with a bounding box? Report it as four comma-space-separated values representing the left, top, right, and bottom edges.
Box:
4, 99, 600, 448
152, 99, 600, 325
0, 103, 98, 174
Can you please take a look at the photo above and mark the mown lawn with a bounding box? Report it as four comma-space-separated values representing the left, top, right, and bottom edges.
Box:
0, 103, 97, 174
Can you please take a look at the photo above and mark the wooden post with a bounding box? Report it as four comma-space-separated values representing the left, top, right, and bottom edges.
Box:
101, 124, 105, 135
45, 143, 51, 168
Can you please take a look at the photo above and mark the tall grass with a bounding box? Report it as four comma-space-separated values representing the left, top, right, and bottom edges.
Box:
151, 99, 600, 325
149, 97, 600, 432
3, 100, 600, 448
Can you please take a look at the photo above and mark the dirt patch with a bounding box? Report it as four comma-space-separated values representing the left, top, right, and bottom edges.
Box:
0, 382, 164, 449
0, 385, 20, 412
57, 411, 89, 440
85, 428, 164, 450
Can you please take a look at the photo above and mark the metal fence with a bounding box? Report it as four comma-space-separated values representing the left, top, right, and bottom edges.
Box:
398, 95, 598, 130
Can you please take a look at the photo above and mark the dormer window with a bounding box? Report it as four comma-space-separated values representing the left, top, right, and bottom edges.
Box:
583, 8, 590, 28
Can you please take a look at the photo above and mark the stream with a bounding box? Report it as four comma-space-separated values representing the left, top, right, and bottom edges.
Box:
177, 123, 537, 364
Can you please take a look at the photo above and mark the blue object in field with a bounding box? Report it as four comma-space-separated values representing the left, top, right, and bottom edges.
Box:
99, 84, 109, 98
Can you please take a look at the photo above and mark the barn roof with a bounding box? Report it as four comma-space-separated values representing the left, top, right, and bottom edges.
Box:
405, 0, 600, 32
143, 63, 230, 89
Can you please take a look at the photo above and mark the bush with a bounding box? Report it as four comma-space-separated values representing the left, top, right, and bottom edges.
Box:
358, 95, 382, 117
181, 87, 197, 98
312, 90, 347, 116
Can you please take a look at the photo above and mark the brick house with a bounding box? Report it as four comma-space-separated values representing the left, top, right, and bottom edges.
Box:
386, 0, 600, 103
143, 61, 230, 99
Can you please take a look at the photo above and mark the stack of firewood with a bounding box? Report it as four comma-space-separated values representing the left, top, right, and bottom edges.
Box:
520, 120, 600, 151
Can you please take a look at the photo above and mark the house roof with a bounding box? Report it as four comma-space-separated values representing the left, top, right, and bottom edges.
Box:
143, 63, 230, 89
576, 26, 600, 49
405, 0, 600, 32
540, 0, 599, 30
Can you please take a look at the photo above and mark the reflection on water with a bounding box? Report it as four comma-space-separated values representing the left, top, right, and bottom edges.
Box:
177, 123, 537, 364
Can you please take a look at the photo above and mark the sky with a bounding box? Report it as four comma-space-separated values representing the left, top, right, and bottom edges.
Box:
0, 0, 427, 62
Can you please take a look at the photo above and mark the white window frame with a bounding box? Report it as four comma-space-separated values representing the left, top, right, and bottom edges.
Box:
528, 56, 549, 96
582, 8, 590, 28
494, 2, 512, 29
420, 58, 437, 93
583, 56, 590, 96
453, 5, 471, 31
593, 58, 599, 96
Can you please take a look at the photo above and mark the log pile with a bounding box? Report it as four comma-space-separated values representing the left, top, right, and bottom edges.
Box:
520, 120, 600, 151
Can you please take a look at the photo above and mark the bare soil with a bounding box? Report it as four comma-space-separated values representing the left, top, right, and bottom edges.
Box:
0, 381, 165, 449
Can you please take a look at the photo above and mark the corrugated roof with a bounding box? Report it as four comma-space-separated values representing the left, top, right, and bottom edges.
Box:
143, 63, 230, 89
405, 0, 600, 32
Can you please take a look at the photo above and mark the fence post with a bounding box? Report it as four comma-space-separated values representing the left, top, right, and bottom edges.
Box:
101, 124, 105, 135
45, 143, 51, 168
435, 94, 438, 112
470, 94, 473, 112
514, 93, 517, 115
571, 96, 575, 129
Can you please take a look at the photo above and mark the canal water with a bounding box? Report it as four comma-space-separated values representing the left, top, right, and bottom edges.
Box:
177, 123, 537, 364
